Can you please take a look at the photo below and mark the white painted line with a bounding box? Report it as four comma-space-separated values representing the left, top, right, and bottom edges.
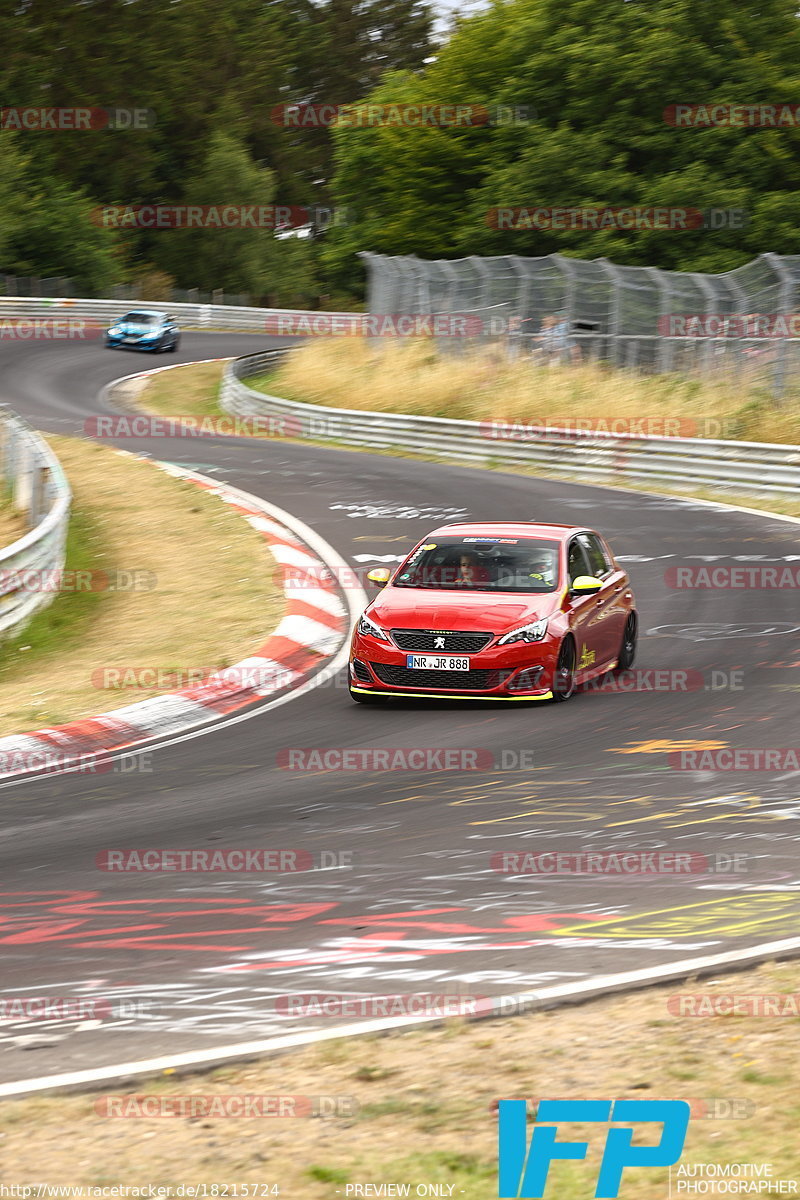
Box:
0, 733, 59, 756
101, 694, 212, 737
267, 543, 321, 570
3, 935, 800, 1099
209, 656, 300, 692
273, 613, 343, 655
283, 583, 346, 617
245, 515, 303, 542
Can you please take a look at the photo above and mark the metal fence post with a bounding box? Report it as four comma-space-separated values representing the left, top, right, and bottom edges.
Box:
763, 252, 795, 403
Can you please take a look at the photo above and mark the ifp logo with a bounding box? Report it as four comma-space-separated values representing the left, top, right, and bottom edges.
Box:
498, 1099, 690, 1197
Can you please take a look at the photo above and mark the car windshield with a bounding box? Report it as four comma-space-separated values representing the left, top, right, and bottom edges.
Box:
123, 312, 160, 325
394, 536, 561, 593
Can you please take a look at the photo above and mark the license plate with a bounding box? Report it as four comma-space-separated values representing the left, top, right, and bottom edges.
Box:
406, 655, 470, 671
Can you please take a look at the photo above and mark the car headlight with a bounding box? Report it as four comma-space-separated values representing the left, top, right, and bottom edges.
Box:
498, 617, 548, 646
141, 329, 159, 338
109, 326, 122, 335
357, 613, 389, 642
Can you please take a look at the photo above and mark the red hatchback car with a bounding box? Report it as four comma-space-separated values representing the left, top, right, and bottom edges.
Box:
349, 522, 637, 703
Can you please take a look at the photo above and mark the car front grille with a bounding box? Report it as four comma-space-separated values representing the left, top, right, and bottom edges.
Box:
390, 629, 494, 653
371, 663, 511, 692
351, 658, 372, 683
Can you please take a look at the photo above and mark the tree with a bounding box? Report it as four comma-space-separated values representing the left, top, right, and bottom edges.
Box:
327, 0, 800, 274
0, 132, 121, 293
155, 131, 276, 295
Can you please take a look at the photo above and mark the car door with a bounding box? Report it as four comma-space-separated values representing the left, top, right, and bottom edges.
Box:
565, 536, 605, 675
576, 531, 624, 667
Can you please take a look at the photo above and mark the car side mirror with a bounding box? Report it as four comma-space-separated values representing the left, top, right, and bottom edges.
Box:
570, 575, 603, 596
367, 567, 391, 587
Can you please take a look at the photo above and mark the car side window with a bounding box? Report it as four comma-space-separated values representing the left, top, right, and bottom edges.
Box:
567, 539, 591, 586
578, 533, 610, 578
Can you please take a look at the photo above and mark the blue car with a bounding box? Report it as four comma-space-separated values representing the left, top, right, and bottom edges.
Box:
104, 310, 180, 353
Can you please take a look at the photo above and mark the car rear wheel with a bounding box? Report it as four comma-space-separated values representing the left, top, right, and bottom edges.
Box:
613, 612, 637, 672
552, 637, 576, 702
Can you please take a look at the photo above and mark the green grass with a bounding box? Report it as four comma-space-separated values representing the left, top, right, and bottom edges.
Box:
0, 504, 106, 684
307, 1166, 350, 1184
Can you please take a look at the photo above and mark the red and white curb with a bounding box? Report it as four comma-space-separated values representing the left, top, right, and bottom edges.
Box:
0, 463, 353, 779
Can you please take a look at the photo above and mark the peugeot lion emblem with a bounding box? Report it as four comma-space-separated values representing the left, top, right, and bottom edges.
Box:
434, 636, 446, 649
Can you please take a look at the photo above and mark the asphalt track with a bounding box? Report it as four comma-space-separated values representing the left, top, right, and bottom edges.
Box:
0, 333, 799, 1086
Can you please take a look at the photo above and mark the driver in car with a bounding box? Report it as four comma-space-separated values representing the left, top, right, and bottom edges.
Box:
454, 551, 491, 585
528, 549, 556, 587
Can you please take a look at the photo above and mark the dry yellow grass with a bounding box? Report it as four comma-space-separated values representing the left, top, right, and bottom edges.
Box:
133, 359, 800, 521
0, 496, 28, 547
0, 435, 284, 733
1, 960, 798, 1195
259, 337, 800, 445
136, 360, 227, 419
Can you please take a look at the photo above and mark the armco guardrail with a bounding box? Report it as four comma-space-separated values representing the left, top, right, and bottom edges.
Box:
0, 296, 361, 334
0, 408, 71, 638
222, 350, 800, 499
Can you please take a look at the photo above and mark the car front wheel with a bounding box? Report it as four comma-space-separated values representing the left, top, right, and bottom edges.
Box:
552, 637, 576, 702
613, 612, 637, 672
